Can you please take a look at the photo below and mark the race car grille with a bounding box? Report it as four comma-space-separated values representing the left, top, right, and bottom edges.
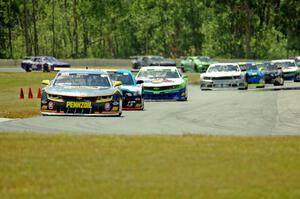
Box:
144, 93, 178, 100
145, 85, 179, 91
211, 76, 234, 80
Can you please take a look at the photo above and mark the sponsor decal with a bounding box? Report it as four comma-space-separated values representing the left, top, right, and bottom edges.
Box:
112, 101, 119, 106
66, 101, 92, 108
104, 102, 111, 111
48, 101, 55, 110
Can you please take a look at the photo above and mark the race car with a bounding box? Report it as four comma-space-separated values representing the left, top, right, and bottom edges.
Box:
259, 61, 284, 86
271, 59, 300, 81
135, 66, 188, 101
21, 56, 70, 72
180, 56, 216, 73
131, 56, 176, 70
239, 62, 265, 88
107, 69, 144, 110
41, 70, 122, 116
200, 63, 248, 90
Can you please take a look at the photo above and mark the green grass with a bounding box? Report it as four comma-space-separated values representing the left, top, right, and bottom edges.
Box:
0, 73, 56, 118
0, 133, 299, 199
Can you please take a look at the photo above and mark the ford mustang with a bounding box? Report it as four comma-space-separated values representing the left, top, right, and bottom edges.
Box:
107, 69, 144, 110
135, 66, 188, 101
271, 59, 300, 82
41, 70, 122, 116
21, 56, 70, 72
200, 63, 248, 90
239, 62, 265, 88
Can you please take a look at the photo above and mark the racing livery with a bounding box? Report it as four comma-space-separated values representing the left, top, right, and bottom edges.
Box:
107, 69, 144, 110
21, 56, 70, 72
131, 56, 176, 70
200, 63, 248, 90
41, 70, 122, 116
271, 59, 300, 81
180, 56, 216, 73
239, 62, 265, 88
136, 66, 188, 101
259, 61, 284, 86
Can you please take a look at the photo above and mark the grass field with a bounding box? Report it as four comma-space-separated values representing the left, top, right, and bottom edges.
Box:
0, 133, 299, 199
0, 72, 199, 118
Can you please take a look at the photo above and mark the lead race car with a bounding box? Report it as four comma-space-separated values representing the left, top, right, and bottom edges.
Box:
41, 70, 123, 116
239, 62, 265, 88
200, 63, 248, 90
135, 66, 188, 101
106, 69, 144, 110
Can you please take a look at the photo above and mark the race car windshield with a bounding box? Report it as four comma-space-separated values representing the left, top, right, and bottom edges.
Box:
239, 64, 257, 71
264, 63, 277, 71
207, 65, 239, 72
109, 73, 134, 85
137, 69, 179, 79
196, 56, 210, 62
151, 56, 164, 61
54, 73, 111, 87
45, 57, 58, 62
274, 62, 296, 68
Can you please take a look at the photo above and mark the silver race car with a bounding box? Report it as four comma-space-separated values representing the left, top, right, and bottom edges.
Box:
41, 70, 123, 116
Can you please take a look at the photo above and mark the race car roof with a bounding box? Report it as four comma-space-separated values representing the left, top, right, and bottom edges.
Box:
140, 66, 178, 70
58, 69, 108, 75
271, 59, 295, 63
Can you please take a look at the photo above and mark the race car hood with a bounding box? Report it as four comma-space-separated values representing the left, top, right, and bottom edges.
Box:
203, 71, 242, 78
45, 86, 117, 97
282, 66, 298, 73
120, 85, 141, 93
247, 69, 259, 76
141, 78, 184, 87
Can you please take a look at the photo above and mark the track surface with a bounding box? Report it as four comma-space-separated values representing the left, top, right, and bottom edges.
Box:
1, 84, 300, 136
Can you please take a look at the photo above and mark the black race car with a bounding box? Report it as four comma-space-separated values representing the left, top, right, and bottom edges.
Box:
131, 56, 176, 69
260, 61, 284, 86
21, 56, 70, 72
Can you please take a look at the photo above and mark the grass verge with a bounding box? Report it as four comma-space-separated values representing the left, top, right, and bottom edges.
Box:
0, 73, 56, 118
0, 133, 299, 199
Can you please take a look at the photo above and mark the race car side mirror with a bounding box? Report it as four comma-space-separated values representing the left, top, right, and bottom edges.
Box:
241, 68, 247, 72
277, 66, 282, 70
42, 80, 50, 86
113, 81, 122, 87
136, 80, 144, 84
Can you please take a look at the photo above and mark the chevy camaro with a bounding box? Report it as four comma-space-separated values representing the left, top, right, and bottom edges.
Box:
200, 63, 248, 90
41, 70, 123, 116
135, 66, 188, 101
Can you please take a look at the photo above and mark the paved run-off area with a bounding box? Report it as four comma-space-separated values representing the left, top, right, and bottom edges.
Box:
0, 85, 299, 136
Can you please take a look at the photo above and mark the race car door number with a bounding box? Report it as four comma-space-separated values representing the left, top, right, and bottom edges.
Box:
66, 101, 92, 108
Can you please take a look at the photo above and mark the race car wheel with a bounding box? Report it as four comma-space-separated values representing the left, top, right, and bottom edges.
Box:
25, 65, 31, 72
43, 64, 50, 72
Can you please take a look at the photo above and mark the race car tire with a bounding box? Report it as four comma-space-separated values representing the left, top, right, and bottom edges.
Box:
43, 64, 50, 72
25, 65, 31, 72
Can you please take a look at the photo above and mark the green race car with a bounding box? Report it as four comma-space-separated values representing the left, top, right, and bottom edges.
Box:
180, 56, 216, 73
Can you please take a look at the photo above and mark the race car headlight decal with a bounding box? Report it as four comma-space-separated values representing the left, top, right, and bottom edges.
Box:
96, 95, 113, 103
47, 94, 64, 102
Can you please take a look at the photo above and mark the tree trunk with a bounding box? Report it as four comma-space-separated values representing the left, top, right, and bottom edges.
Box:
52, 0, 55, 57
32, 0, 39, 56
73, 0, 78, 58
22, 0, 32, 56
7, 0, 13, 58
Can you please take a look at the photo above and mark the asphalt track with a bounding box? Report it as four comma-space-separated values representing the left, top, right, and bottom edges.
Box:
1, 83, 300, 136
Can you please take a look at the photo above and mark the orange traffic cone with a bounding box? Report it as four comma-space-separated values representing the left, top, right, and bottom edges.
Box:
28, 88, 33, 99
19, 88, 24, 99
37, 88, 42, 98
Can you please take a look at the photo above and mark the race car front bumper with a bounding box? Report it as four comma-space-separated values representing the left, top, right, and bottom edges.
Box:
41, 98, 122, 116
144, 87, 187, 101
122, 95, 144, 110
200, 78, 247, 90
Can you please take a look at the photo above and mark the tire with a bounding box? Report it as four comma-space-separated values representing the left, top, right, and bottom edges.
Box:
43, 64, 50, 72
25, 65, 31, 72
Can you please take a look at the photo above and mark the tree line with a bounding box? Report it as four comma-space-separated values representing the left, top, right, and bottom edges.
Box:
0, 0, 299, 59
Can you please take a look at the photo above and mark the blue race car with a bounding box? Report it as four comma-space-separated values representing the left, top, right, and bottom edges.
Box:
239, 62, 265, 88
107, 69, 144, 110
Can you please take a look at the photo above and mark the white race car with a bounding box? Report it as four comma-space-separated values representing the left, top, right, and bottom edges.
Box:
200, 63, 248, 90
136, 66, 188, 101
